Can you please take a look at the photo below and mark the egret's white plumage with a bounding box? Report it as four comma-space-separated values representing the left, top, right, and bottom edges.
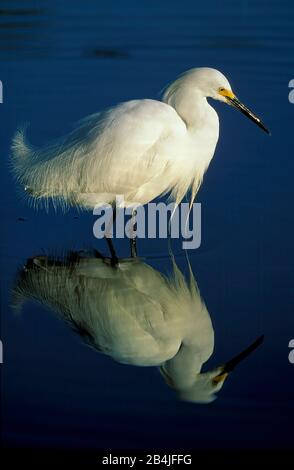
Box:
10, 68, 241, 210
13, 253, 262, 403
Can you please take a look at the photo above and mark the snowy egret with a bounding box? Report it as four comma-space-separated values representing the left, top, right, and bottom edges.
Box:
13, 252, 263, 403
11, 68, 269, 212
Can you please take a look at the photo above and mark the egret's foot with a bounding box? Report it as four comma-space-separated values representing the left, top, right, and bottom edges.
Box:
111, 256, 119, 267
101, 255, 120, 268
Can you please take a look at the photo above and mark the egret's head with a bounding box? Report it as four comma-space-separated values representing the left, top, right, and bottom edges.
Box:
185, 67, 233, 102
192, 67, 270, 134
164, 67, 270, 134
160, 362, 232, 404
177, 366, 230, 404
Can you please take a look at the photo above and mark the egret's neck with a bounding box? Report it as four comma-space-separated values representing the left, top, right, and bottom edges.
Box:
162, 345, 204, 390
163, 87, 210, 129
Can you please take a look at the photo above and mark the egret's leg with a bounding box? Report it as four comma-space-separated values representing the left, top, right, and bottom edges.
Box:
130, 208, 137, 258
106, 238, 118, 264
104, 207, 118, 264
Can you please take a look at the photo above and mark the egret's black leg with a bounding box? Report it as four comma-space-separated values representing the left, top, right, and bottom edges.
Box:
104, 207, 118, 265
130, 208, 137, 258
105, 238, 118, 264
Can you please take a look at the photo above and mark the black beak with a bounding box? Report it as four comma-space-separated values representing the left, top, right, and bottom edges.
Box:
222, 335, 264, 374
227, 96, 270, 135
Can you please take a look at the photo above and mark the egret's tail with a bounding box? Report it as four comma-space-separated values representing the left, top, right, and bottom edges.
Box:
10, 124, 38, 196
10, 124, 77, 209
11, 124, 32, 161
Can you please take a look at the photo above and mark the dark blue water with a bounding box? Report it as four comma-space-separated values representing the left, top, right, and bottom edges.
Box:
1, 0, 294, 451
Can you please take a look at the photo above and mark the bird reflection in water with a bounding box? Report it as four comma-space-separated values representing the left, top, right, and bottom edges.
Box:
13, 252, 263, 404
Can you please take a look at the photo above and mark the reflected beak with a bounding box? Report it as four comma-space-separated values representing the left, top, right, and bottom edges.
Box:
213, 335, 264, 382
227, 95, 270, 135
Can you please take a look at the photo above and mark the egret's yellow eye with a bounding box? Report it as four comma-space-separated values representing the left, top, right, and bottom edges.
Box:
218, 87, 235, 99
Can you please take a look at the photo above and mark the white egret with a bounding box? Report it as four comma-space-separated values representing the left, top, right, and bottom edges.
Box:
11, 68, 269, 257
13, 252, 263, 403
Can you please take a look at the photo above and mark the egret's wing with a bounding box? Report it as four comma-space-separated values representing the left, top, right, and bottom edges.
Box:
11, 99, 185, 207
72, 99, 185, 198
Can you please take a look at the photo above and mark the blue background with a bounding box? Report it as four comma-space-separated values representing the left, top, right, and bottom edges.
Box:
0, 0, 294, 450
